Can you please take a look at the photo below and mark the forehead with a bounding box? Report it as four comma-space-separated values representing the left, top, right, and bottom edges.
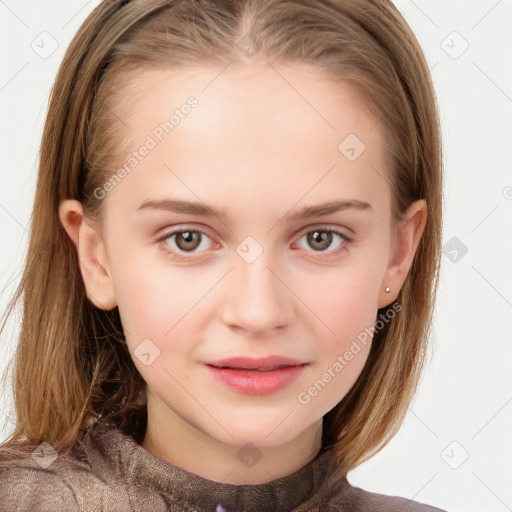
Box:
115, 62, 377, 142
103, 63, 391, 223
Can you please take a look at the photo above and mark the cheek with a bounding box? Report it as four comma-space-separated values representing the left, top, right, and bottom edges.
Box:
299, 271, 379, 406
110, 261, 205, 388
109, 250, 215, 346
299, 262, 381, 344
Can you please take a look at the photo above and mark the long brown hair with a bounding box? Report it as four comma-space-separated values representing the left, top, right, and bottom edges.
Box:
0, 0, 442, 475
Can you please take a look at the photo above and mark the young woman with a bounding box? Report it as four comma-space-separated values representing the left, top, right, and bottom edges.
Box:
0, 0, 445, 510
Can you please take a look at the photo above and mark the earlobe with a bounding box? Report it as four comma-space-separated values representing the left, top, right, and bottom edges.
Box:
378, 199, 427, 308
58, 199, 118, 311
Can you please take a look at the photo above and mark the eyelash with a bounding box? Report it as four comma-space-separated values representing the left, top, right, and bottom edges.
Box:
156, 226, 353, 260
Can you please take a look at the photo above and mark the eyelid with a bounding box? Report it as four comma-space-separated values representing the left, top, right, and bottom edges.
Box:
296, 223, 352, 239
155, 222, 215, 240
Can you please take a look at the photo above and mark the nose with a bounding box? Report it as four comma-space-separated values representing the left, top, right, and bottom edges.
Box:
220, 248, 295, 337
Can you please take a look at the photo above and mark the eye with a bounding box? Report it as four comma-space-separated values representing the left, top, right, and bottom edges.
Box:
295, 227, 351, 255
156, 225, 352, 260
158, 229, 215, 256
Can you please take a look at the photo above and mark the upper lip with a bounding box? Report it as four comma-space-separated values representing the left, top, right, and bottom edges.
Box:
206, 356, 307, 370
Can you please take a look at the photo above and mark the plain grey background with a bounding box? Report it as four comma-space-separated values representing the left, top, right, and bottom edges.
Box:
0, 2, 511, 511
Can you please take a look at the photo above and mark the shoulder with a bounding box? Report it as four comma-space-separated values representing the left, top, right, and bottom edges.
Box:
0, 461, 81, 510
329, 477, 448, 512
0, 437, 115, 511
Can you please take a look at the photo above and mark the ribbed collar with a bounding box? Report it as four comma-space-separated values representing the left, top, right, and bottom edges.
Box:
84, 422, 348, 512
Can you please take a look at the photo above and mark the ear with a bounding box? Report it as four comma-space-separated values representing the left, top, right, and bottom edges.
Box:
378, 199, 427, 308
58, 199, 117, 310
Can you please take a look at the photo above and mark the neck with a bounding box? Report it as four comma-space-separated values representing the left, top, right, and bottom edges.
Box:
140, 392, 324, 484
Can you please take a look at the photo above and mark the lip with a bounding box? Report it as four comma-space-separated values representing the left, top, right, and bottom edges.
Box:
205, 356, 308, 395
207, 356, 307, 370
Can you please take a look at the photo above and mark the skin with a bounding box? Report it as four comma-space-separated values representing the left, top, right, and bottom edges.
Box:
59, 63, 426, 484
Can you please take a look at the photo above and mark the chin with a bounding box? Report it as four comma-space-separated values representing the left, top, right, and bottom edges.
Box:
213, 419, 307, 449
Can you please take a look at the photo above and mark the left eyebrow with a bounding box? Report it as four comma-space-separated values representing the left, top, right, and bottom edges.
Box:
290, 199, 373, 219
136, 198, 373, 222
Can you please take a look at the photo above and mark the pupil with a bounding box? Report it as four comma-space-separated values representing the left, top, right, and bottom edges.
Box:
309, 231, 331, 251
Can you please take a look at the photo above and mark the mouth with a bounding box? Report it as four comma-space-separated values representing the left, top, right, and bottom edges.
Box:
207, 363, 302, 371
204, 356, 309, 395
206, 355, 308, 371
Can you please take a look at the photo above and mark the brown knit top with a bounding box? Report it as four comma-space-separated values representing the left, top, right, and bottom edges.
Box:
0, 421, 447, 511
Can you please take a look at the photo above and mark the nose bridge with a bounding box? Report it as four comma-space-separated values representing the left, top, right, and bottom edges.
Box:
221, 235, 293, 334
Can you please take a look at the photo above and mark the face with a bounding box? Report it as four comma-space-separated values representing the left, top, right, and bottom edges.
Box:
86, 63, 410, 450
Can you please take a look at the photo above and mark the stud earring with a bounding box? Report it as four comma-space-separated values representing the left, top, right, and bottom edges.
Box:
385, 286, 390, 293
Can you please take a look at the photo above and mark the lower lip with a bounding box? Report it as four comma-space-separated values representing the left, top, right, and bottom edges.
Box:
205, 364, 307, 395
